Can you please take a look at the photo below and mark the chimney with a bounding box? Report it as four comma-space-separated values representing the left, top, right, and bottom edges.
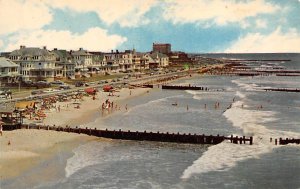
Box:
54, 48, 57, 51
111, 50, 113, 53
116, 50, 119, 54
43, 46, 47, 50
79, 47, 83, 51
20, 45, 25, 49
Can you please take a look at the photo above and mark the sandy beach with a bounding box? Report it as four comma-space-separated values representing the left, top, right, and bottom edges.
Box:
42, 87, 150, 127
0, 86, 150, 183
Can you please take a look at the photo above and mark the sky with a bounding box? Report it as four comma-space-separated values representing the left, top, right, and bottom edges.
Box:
0, 0, 300, 53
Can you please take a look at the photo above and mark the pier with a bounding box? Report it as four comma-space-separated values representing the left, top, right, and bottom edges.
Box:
10, 124, 253, 145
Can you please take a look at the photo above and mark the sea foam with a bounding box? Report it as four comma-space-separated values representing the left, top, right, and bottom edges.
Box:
182, 96, 300, 179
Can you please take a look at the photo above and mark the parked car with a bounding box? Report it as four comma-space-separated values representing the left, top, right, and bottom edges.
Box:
0, 89, 12, 96
98, 80, 105, 84
35, 81, 51, 88
31, 90, 44, 95
59, 85, 71, 90
0, 95, 7, 99
75, 81, 84, 87
50, 80, 65, 85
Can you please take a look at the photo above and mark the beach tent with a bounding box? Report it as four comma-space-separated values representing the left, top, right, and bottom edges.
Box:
15, 101, 37, 109
84, 88, 97, 95
103, 85, 113, 92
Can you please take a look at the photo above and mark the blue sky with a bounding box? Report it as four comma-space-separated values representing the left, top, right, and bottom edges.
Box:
0, 0, 300, 53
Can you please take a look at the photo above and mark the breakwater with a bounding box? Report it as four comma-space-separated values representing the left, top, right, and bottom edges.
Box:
264, 88, 300, 92
161, 85, 209, 91
12, 124, 253, 145
272, 138, 300, 145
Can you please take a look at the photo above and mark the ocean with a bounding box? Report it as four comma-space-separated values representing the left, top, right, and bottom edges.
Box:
8, 54, 300, 188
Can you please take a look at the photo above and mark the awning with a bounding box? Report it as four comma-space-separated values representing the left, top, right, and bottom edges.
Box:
15, 101, 36, 109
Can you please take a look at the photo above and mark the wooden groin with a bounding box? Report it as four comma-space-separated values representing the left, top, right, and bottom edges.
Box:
15, 124, 253, 145
264, 88, 300, 92
142, 84, 154, 88
276, 74, 300, 77
162, 85, 209, 91
272, 138, 300, 145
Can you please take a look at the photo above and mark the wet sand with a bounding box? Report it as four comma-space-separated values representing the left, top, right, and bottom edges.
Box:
0, 87, 150, 186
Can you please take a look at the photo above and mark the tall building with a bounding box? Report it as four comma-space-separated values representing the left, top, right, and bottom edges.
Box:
152, 43, 171, 54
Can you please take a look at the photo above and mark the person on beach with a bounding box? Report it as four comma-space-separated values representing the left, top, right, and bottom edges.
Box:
125, 104, 128, 111
187, 105, 189, 111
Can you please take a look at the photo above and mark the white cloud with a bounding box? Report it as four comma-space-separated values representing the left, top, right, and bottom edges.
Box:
0, 0, 53, 35
5, 28, 127, 52
225, 27, 300, 53
163, 0, 278, 26
255, 19, 267, 28
47, 0, 157, 27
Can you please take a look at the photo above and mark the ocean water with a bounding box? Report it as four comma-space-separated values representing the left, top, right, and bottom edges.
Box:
8, 54, 300, 189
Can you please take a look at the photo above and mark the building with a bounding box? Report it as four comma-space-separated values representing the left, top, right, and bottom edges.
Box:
90, 51, 107, 74
71, 48, 93, 78
52, 48, 75, 79
103, 50, 134, 73
9, 46, 57, 82
152, 43, 171, 54
150, 52, 169, 69
168, 51, 195, 68
0, 57, 20, 86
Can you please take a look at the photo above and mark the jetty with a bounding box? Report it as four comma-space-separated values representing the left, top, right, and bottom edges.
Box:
9, 124, 253, 145
272, 138, 300, 145
264, 88, 300, 92
161, 85, 209, 91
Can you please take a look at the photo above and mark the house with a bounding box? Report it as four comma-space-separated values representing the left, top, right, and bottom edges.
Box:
71, 48, 93, 78
52, 48, 75, 79
9, 46, 57, 82
149, 52, 169, 69
0, 57, 20, 86
90, 51, 107, 74
103, 50, 134, 73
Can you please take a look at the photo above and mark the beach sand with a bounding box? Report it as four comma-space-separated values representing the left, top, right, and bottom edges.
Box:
0, 130, 95, 180
0, 86, 150, 185
42, 87, 150, 127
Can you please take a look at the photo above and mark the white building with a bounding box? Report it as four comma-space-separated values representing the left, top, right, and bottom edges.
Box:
0, 57, 20, 86
9, 46, 58, 82
71, 48, 93, 78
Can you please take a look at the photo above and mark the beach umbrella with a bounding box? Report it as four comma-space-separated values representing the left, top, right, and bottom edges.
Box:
85, 88, 97, 95
103, 85, 113, 92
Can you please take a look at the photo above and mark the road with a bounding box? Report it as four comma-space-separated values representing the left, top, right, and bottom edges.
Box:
0, 69, 196, 104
